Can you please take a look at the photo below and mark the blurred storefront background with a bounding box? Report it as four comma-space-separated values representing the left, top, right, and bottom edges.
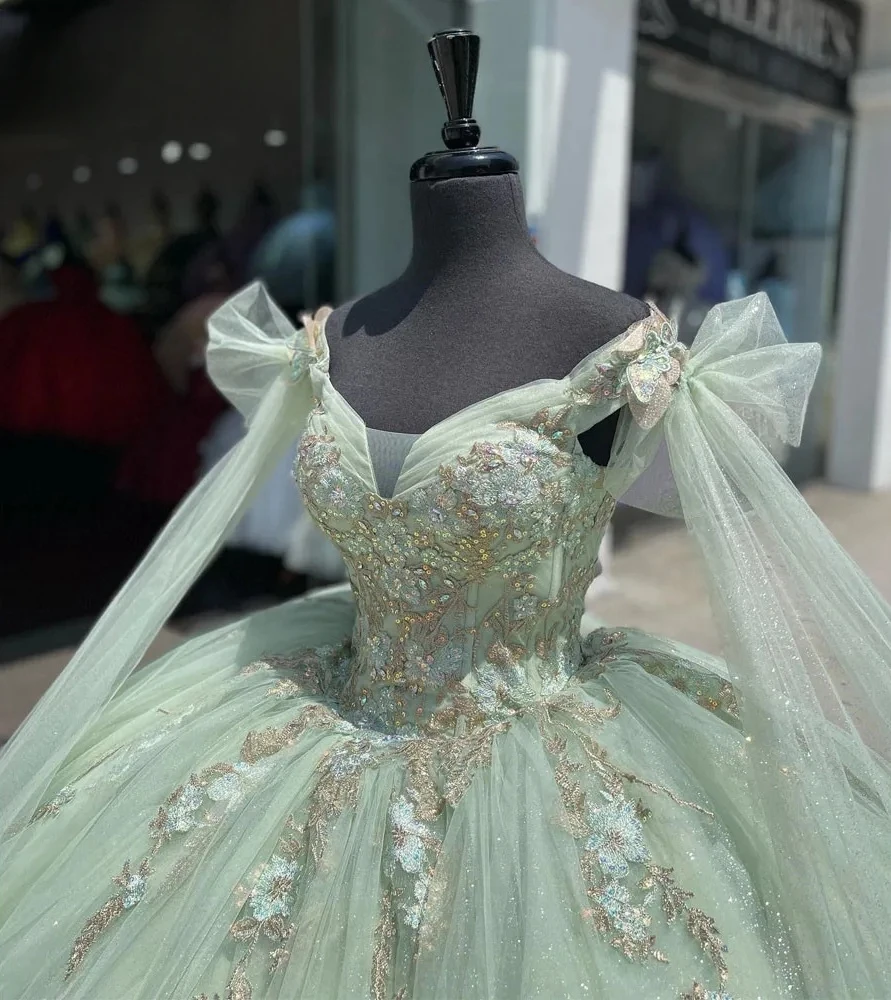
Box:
475, 0, 862, 486
1, 0, 889, 641
0, 0, 873, 477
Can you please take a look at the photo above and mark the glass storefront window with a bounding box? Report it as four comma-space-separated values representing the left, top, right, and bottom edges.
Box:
0, 0, 339, 323
627, 52, 850, 481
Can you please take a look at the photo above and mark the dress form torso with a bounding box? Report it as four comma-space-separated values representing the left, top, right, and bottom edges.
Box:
325, 173, 649, 465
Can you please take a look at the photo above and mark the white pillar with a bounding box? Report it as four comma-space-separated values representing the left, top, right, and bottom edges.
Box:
828, 2, 891, 489
336, 0, 448, 297
528, 0, 638, 293
527, 0, 639, 596
470, 0, 638, 286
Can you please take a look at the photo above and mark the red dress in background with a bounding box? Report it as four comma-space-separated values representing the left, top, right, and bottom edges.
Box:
0, 266, 172, 635
116, 367, 227, 506
116, 293, 229, 506
0, 266, 168, 447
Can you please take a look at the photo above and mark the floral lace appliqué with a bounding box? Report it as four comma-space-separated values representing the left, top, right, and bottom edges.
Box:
386, 795, 442, 930
587, 791, 650, 877
288, 306, 331, 381
297, 402, 610, 732
582, 628, 739, 720
29, 784, 75, 823
682, 985, 734, 1000
575, 308, 687, 430
537, 695, 731, 996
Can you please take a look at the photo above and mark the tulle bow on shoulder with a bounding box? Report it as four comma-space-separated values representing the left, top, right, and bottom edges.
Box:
607, 293, 821, 514
207, 281, 330, 420
679, 293, 820, 448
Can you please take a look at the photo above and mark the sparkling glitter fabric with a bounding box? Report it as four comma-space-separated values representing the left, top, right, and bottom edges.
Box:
1, 286, 889, 999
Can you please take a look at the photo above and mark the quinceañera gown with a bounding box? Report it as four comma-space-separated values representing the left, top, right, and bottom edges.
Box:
1, 286, 890, 1000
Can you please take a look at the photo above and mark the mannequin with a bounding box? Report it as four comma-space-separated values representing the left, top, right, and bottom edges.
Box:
325, 31, 649, 466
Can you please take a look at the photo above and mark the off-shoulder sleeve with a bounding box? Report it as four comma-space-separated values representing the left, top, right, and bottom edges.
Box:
566, 305, 686, 436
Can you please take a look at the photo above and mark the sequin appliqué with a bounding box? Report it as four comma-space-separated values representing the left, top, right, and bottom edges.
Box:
573, 307, 687, 429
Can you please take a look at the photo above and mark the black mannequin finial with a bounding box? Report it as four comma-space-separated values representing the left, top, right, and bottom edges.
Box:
429, 30, 481, 150
410, 29, 519, 182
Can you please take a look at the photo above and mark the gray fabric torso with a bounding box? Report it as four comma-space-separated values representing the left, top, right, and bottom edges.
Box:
365, 428, 421, 499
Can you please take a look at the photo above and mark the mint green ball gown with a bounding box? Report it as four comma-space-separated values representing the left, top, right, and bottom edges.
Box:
1, 286, 889, 999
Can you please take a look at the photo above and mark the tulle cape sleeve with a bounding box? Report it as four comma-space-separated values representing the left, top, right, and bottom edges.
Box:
582, 294, 891, 995
0, 283, 327, 853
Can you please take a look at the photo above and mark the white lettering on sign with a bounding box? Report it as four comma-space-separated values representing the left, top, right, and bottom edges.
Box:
688, 0, 856, 76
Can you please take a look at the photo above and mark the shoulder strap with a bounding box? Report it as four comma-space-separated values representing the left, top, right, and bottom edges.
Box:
565, 304, 684, 440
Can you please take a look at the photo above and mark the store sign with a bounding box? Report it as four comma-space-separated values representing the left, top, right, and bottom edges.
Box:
638, 0, 861, 111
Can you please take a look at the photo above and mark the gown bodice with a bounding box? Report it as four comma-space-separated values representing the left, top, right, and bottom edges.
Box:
295, 307, 685, 731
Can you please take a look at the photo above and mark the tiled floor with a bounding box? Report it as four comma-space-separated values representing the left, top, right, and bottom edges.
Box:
0, 628, 184, 746
592, 481, 891, 653
3, 482, 890, 744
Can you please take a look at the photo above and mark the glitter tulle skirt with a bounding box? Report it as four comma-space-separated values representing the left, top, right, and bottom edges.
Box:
0, 585, 805, 999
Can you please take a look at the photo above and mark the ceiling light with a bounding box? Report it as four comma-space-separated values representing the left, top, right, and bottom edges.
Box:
161, 141, 182, 164
188, 142, 212, 162
263, 129, 288, 148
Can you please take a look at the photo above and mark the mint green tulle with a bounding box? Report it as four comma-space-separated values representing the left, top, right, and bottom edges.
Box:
606, 295, 891, 996
1, 288, 889, 999
0, 609, 785, 999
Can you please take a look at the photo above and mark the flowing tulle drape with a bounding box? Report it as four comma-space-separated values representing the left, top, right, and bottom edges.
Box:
606, 293, 891, 994
0, 284, 315, 855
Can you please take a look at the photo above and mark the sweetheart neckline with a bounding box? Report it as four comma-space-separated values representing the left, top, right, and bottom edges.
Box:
309, 306, 656, 500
